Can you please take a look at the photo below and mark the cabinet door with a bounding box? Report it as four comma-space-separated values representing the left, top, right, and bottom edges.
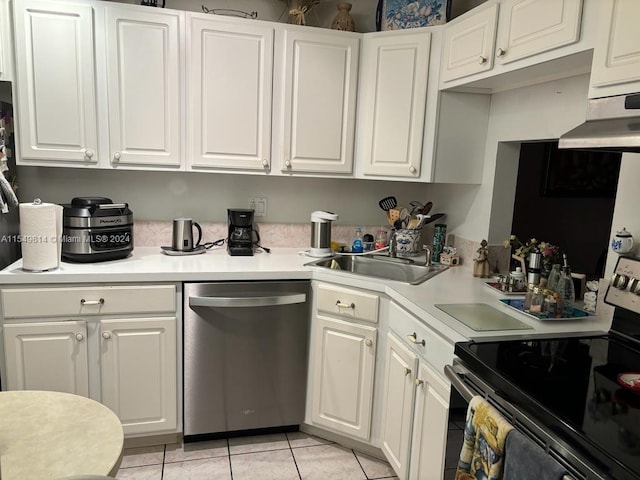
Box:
100, 317, 177, 435
13, 0, 98, 164
381, 332, 418, 479
357, 30, 430, 179
410, 361, 450, 480
187, 14, 273, 172
495, 0, 583, 66
589, 0, 640, 97
0, 0, 12, 81
105, 7, 182, 168
441, 3, 498, 82
274, 27, 359, 174
3, 321, 89, 396
311, 315, 376, 440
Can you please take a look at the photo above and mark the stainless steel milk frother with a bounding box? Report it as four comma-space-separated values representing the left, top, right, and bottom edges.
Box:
172, 218, 202, 251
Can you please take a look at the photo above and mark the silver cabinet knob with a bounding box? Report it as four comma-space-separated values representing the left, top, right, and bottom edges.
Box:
262, 159, 269, 167
408, 332, 425, 346
365, 338, 373, 347
285, 160, 292, 168
496, 47, 506, 57
75, 333, 84, 342
478, 55, 487, 64
83, 149, 94, 159
102, 331, 112, 340
409, 166, 417, 174
404, 367, 412, 376
415, 378, 424, 387
113, 152, 121, 162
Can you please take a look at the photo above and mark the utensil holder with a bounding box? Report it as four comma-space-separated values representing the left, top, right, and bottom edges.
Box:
395, 229, 421, 257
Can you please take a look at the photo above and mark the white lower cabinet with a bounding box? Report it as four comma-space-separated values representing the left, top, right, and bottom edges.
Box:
3, 320, 90, 396
381, 302, 453, 480
308, 282, 379, 441
380, 331, 417, 479
0, 284, 179, 438
100, 317, 177, 436
311, 315, 377, 441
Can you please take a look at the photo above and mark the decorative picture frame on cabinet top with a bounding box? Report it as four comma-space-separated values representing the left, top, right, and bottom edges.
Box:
376, 0, 450, 31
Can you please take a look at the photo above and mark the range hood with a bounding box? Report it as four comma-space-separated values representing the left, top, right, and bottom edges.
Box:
558, 93, 640, 152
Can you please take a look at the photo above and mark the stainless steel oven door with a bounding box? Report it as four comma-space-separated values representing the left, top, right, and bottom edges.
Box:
444, 360, 609, 480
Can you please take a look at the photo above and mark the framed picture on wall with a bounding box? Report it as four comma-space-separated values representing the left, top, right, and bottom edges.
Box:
541, 142, 622, 197
376, 0, 450, 31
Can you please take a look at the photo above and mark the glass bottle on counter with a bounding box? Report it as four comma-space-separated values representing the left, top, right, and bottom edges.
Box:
556, 254, 575, 317
546, 264, 562, 292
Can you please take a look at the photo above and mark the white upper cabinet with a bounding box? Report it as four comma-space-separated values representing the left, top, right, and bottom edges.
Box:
273, 26, 359, 175
589, 0, 640, 98
441, 3, 499, 83
495, 0, 583, 65
441, 0, 588, 92
14, 0, 99, 165
14, 0, 185, 169
105, 7, 183, 168
187, 14, 273, 172
356, 29, 431, 179
0, 0, 13, 81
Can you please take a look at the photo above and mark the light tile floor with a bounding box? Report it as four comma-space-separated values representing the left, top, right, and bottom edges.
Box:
116, 431, 399, 480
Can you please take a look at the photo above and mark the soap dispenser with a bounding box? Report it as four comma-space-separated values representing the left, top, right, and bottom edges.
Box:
352, 227, 364, 253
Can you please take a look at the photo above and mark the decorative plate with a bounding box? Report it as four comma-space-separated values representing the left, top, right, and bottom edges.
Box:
377, 0, 450, 31
617, 372, 640, 393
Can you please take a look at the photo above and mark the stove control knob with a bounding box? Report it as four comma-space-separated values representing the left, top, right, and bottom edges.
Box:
629, 278, 640, 295
612, 272, 630, 290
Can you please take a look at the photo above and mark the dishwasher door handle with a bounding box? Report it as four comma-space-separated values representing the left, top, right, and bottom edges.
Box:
189, 293, 306, 308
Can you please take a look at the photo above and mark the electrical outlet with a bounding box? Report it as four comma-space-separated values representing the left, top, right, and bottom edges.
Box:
249, 197, 267, 217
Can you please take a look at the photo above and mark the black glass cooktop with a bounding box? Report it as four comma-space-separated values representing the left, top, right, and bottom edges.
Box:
455, 334, 640, 480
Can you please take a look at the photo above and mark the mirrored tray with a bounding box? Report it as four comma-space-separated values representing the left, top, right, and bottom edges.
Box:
500, 298, 593, 321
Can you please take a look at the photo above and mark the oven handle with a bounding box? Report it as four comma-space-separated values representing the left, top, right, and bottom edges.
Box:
189, 293, 306, 308
444, 364, 478, 402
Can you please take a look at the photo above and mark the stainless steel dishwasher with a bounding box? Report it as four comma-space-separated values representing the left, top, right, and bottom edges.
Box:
183, 281, 310, 440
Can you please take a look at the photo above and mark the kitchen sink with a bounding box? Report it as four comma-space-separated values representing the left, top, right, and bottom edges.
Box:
304, 254, 448, 285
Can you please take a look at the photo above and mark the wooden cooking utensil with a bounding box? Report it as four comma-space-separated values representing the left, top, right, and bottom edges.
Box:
421, 201, 433, 215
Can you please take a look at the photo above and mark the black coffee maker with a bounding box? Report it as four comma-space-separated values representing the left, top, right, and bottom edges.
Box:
227, 209, 255, 256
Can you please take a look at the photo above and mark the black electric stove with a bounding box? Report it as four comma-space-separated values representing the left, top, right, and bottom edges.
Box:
454, 255, 640, 480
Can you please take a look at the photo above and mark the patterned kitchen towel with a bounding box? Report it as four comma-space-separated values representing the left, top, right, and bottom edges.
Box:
455, 395, 514, 480
503, 429, 568, 480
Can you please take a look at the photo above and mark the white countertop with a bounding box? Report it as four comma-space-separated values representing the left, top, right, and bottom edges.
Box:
0, 247, 613, 343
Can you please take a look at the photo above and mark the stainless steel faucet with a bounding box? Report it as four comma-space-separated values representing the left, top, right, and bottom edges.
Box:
389, 230, 397, 257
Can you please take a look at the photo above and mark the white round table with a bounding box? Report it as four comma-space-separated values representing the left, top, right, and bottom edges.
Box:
0, 390, 124, 480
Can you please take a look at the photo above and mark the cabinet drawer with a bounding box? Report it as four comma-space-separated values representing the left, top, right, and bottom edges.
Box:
2, 284, 176, 319
388, 301, 453, 379
316, 283, 379, 324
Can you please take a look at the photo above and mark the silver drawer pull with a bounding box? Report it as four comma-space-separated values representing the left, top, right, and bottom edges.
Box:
415, 378, 424, 387
408, 332, 425, 346
336, 300, 355, 309
404, 367, 412, 376
81, 298, 104, 306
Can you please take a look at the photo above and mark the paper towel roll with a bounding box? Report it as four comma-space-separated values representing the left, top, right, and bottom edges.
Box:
19, 201, 63, 272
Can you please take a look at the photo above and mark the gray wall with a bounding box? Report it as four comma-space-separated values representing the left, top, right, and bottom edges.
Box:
16, 166, 477, 226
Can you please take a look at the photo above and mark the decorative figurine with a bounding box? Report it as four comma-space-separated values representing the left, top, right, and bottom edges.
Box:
473, 239, 491, 278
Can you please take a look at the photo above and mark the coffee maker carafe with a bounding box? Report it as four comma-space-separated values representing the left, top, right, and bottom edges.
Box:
227, 209, 255, 256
